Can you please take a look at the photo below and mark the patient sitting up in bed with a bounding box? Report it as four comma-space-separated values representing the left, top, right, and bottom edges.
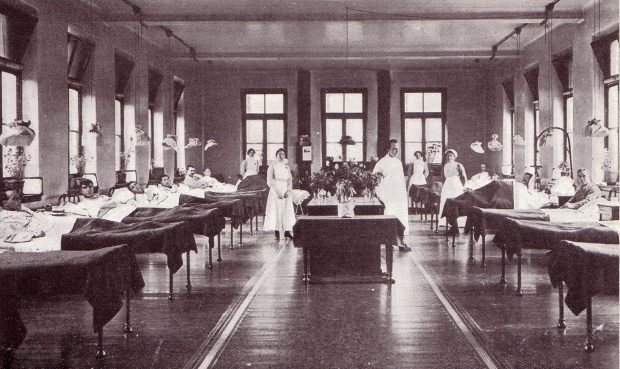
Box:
63, 179, 117, 217
513, 172, 552, 209
0, 190, 50, 242
144, 175, 181, 208
183, 165, 206, 189
561, 169, 601, 210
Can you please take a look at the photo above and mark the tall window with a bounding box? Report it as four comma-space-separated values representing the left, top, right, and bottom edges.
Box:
148, 106, 154, 166
502, 81, 514, 174
173, 80, 185, 170
534, 101, 540, 166
242, 90, 287, 165
114, 98, 124, 172
563, 94, 573, 163
524, 67, 539, 167
148, 69, 162, 168
605, 38, 619, 172
401, 89, 445, 165
68, 87, 82, 174
321, 89, 366, 162
0, 69, 21, 177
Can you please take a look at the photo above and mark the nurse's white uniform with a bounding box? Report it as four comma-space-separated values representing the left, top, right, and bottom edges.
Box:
263, 161, 296, 233
373, 154, 409, 235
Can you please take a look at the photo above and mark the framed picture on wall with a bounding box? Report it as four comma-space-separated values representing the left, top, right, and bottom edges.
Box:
302, 146, 312, 161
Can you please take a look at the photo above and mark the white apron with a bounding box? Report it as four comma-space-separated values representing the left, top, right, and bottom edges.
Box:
263, 162, 296, 233
408, 159, 427, 189
373, 154, 409, 235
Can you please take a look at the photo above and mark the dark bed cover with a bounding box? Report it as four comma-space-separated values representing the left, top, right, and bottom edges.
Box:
123, 205, 226, 236
493, 219, 619, 258
548, 241, 619, 315
178, 195, 246, 227
237, 175, 268, 192
465, 207, 550, 241
0, 245, 144, 351
203, 191, 264, 220
61, 218, 197, 274
442, 180, 514, 230
409, 184, 441, 210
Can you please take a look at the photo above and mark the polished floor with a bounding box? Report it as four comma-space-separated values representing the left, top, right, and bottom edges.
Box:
9, 217, 619, 369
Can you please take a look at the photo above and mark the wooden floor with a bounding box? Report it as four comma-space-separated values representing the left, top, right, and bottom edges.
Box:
9, 217, 619, 369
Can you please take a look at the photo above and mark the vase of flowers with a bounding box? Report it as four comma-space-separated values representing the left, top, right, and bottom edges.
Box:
70, 153, 89, 175
2, 148, 31, 192
117, 150, 133, 184
601, 149, 618, 185
336, 179, 356, 217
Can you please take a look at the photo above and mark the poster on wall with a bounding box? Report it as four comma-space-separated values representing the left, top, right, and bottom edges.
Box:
302, 146, 312, 161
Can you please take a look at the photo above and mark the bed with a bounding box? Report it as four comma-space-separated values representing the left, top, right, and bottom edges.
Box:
547, 241, 619, 352
493, 219, 619, 296
409, 183, 442, 232
0, 245, 144, 359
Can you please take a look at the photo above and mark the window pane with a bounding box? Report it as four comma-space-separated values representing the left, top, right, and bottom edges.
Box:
266, 144, 284, 161
405, 118, 422, 142
2, 71, 17, 121
611, 39, 619, 76
115, 136, 121, 171
266, 119, 284, 143
426, 118, 443, 141
69, 132, 79, 173
404, 93, 423, 113
69, 88, 80, 131
344, 93, 363, 113
426, 142, 443, 164
608, 84, 619, 170
345, 119, 363, 142
325, 119, 342, 142
423, 93, 442, 113
115, 100, 122, 134
325, 93, 344, 113
265, 94, 284, 114
405, 142, 423, 163
246, 119, 263, 143
245, 94, 264, 114
326, 143, 343, 162
346, 143, 363, 162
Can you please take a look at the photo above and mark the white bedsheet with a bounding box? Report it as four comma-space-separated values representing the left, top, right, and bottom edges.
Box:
0, 214, 78, 252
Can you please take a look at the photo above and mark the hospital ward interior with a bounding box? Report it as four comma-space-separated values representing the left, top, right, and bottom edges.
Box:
0, 0, 619, 368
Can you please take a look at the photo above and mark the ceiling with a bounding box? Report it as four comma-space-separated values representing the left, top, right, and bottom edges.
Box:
92, 0, 589, 69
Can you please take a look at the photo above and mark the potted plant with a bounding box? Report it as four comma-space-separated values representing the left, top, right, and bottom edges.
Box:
2, 147, 31, 192
335, 179, 356, 217
601, 149, 618, 185
70, 153, 89, 176
117, 150, 133, 184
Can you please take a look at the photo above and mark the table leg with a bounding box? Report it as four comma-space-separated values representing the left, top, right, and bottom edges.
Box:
429, 212, 433, 229
124, 284, 132, 333
451, 233, 455, 248
434, 214, 439, 233
239, 223, 243, 245
557, 282, 566, 329
499, 246, 507, 284
186, 251, 192, 291
230, 223, 234, 249
468, 231, 474, 261
585, 297, 594, 352
386, 243, 394, 283
216, 235, 222, 262
515, 252, 523, 296
208, 237, 214, 269
481, 232, 486, 267
168, 270, 175, 300
302, 247, 309, 283
95, 329, 106, 358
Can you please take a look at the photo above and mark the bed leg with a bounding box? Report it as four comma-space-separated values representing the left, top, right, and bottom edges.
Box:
557, 282, 566, 329
302, 247, 309, 283
185, 251, 192, 292
168, 270, 175, 300
515, 252, 523, 296
208, 238, 213, 270
451, 233, 455, 248
239, 223, 243, 245
468, 232, 474, 261
481, 232, 486, 267
124, 273, 132, 333
249, 209, 254, 235
95, 329, 106, 358
429, 212, 433, 229
585, 297, 594, 352
230, 223, 234, 249
434, 214, 439, 233
499, 246, 507, 284
216, 235, 222, 262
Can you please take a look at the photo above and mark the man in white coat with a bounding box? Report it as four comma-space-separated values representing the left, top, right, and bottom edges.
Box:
373, 139, 411, 251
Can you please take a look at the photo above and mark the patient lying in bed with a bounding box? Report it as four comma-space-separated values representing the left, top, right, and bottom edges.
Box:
182, 166, 238, 194
0, 190, 54, 245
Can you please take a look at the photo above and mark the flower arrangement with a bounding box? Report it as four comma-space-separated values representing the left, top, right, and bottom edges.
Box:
89, 122, 102, 136
135, 125, 151, 146
601, 148, 611, 171
558, 161, 570, 176
70, 153, 90, 174
335, 179, 356, 203
3, 148, 31, 178
119, 150, 133, 173
426, 143, 442, 163
538, 130, 553, 148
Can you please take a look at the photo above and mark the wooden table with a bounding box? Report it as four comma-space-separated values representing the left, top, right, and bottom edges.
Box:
599, 184, 619, 200
598, 202, 620, 220
293, 215, 403, 284
306, 197, 384, 216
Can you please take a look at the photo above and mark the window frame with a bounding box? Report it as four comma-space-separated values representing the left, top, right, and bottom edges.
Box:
533, 100, 540, 166
114, 96, 125, 173
0, 64, 23, 178
400, 88, 447, 168
148, 104, 154, 167
68, 84, 83, 175
320, 88, 367, 163
562, 91, 573, 164
241, 88, 288, 166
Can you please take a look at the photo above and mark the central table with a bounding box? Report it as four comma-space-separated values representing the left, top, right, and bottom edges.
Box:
306, 197, 384, 216
293, 215, 403, 284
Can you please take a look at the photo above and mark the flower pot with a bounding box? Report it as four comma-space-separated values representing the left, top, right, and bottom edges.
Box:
117, 172, 127, 184
604, 171, 618, 185
1, 178, 24, 193
337, 202, 355, 218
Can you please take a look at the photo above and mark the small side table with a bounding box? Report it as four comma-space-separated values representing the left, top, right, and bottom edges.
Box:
598, 202, 620, 221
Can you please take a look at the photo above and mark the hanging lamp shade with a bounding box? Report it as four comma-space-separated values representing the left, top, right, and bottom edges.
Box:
584, 119, 610, 137
487, 134, 503, 152
470, 141, 485, 154
338, 135, 356, 145
203, 139, 217, 151
185, 137, 202, 148
162, 134, 178, 151
135, 125, 151, 146
0, 120, 35, 146
513, 134, 525, 146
